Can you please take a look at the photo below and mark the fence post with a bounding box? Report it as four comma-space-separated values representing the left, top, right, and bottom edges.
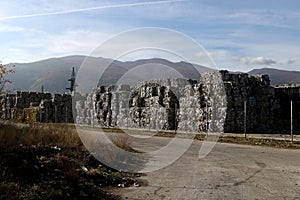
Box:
291, 100, 293, 143
149, 108, 151, 131
54, 105, 57, 123
66, 106, 68, 123
174, 103, 177, 134
92, 107, 94, 127
244, 101, 247, 139
206, 101, 208, 136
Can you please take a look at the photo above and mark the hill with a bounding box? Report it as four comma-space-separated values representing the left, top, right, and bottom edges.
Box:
5, 56, 212, 93
248, 68, 300, 85
5, 56, 299, 93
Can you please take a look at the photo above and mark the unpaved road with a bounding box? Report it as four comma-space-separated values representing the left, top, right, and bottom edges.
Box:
120, 138, 300, 200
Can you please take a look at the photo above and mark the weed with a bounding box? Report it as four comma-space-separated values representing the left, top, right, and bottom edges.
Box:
108, 133, 133, 151
0, 121, 81, 148
55, 153, 79, 186
0, 182, 20, 200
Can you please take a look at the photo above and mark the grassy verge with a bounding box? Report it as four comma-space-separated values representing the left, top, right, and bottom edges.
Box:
216, 135, 300, 149
0, 121, 80, 148
152, 130, 300, 149
0, 121, 141, 200
79, 126, 300, 149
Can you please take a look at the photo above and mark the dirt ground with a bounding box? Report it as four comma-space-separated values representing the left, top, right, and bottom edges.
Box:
0, 144, 145, 200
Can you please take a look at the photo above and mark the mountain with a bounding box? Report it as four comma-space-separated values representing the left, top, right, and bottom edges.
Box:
6, 56, 299, 94
5, 55, 212, 93
248, 68, 300, 85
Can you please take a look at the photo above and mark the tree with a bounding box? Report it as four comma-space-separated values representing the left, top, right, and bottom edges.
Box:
0, 63, 14, 94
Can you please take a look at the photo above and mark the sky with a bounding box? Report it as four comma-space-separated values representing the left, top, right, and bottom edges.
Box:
0, 0, 299, 72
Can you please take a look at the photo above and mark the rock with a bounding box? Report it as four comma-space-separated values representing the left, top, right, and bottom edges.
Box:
81, 166, 88, 173
54, 169, 63, 173
133, 182, 140, 187
80, 191, 88, 197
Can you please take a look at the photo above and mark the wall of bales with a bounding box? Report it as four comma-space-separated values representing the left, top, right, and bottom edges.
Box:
220, 70, 279, 133
220, 71, 300, 133
273, 85, 300, 133
75, 71, 227, 133
0, 70, 299, 134
0, 91, 73, 123
76, 70, 300, 134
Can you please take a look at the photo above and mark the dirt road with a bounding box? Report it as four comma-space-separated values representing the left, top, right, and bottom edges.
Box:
121, 138, 300, 200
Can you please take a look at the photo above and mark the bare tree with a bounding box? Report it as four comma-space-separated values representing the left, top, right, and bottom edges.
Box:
0, 63, 14, 94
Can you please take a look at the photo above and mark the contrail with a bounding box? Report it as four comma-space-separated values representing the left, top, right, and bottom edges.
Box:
0, 0, 184, 21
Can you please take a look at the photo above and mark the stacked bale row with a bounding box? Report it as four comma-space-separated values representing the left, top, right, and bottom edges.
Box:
220, 70, 278, 133
52, 94, 73, 123
75, 70, 300, 134
1, 91, 73, 123
77, 77, 216, 132
274, 85, 300, 133
129, 82, 179, 130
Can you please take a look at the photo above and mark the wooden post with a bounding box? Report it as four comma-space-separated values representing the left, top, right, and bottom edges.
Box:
206, 101, 208, 136
54, 105, 57, 123
92, 106, 94, 127
127, 108, 129, 130
244, 101, 247, 139
174, 103, 177, 134
149, 108, 151, 131
45, 107, 47, 122
291, 100, 293, 143
66, 106, 68, 123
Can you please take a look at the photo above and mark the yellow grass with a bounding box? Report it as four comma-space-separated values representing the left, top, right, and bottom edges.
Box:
0, 121, 81, 148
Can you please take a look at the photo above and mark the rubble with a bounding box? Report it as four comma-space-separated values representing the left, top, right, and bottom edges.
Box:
0, 145, 136, 200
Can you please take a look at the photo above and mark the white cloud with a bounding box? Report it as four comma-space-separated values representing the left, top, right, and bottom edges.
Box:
240, 56, 276, 65
286, 58, 295, 65
0, 23, 24, 32
43, 30, 107, 54
0, 0, 299, 73
0, 0, 184, 21
4, 48, 37, 64
1, 29, 110, 64
228, 9, 300, 30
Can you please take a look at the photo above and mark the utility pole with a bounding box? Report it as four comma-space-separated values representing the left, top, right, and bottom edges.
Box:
54, 105, 57, 123
66, 106, 68, 123
206, 101, 208, 136
126, 108, 129, 130
149, 108, 151, 131
244, 100, 247, 139
45, 107, 48, 122
66, 67, 77, 94
291, 100, 293, 143
92, 107, 94, 127
174, 103, 177, 134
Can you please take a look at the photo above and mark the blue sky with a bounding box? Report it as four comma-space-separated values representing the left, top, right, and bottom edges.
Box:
0, 0, 299, 72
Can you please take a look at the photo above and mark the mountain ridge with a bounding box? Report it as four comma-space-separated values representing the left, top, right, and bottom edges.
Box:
248, 67, 300, 85
4, 55, 300, 93
5, 55, 211, 93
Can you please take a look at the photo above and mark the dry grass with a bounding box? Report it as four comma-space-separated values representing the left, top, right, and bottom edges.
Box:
0, 182, 20, 200
0, 121, 137, 200
193, 133, 300, 149
0, 121, 81, 148
108, 133, 133, 152
55, 153, 80, 185
218, 135, 300, 149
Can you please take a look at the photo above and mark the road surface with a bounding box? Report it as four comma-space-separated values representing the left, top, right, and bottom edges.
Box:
120, 138, 300, 200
